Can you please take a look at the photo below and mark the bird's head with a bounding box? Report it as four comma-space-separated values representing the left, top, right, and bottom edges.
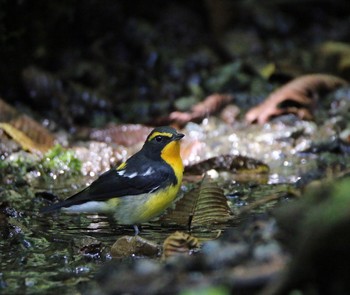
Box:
143, 126, 184, 161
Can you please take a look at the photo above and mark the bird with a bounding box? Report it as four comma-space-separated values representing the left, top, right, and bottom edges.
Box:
40, 126, 184, 235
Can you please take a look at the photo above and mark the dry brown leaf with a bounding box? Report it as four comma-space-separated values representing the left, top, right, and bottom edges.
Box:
162, 231, 200, 260
0, 122, 51, 154
160, 176, 233, 229
154, 93, 234, 127
10, 115, 55, 148
245, 74, 348, 124
0, 98, 55, 153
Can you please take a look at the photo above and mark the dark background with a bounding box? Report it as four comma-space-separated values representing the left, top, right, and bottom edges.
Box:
1, 0, 350, 127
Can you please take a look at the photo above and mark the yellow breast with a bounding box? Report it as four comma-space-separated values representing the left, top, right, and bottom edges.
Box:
138, 140, 183, 222
108, 139, 184, 224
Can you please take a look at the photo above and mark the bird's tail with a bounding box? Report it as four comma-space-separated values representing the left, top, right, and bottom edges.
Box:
40, 199, 72, 214
40, 187, 91, 214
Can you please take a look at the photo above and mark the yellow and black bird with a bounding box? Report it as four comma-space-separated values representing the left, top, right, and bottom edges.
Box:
41, 126, 184, 234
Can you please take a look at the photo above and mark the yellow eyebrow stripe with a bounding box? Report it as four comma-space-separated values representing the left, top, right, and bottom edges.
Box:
148, 132, 173, 141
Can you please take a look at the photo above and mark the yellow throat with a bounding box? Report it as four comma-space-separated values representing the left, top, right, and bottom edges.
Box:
160, 140, 183, 183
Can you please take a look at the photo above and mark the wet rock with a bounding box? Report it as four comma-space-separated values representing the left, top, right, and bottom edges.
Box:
110, 235, 160, 258
72, 236, 108, 261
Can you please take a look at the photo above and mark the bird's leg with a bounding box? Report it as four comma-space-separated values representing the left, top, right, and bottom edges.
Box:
133, 225, 140, 235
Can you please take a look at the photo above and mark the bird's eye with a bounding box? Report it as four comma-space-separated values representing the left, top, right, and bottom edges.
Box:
155, 136, 163, 142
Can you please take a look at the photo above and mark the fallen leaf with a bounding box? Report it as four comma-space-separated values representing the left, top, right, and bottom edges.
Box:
154, 93, 234, 127
162, 231, 200, 259
160, 176, 233, 229
0, 98, 55, 153
245, 74, 348, 124
0, 122, 51, 154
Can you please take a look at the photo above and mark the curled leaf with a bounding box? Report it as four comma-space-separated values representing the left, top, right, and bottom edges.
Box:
185, 155, 270, 175
245, 74, 348, 124
161, 177, 233, 229
110, 235, 160, 258
155, 94, 234, 127
162, 231, 200, 259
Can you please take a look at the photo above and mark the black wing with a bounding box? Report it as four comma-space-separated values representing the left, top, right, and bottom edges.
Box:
41, 155, 173, 213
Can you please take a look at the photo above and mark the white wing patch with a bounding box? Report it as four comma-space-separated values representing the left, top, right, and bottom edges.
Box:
126, 172, 138, 178
142, 167, 154, 176
117, 170, 125, 176
117, 169, 138, 178
117, 167, 154, 178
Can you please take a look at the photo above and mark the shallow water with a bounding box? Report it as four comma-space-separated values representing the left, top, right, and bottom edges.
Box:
1, 118, 350, 294
0, 180, 294, 295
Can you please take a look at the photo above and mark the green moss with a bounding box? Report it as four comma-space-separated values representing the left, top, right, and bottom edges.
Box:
0, 152, 38, 183
0, 145, 82, 186
41, 144, 82, 176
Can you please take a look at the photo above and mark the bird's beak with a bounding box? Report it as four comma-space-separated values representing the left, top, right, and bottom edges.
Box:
174, 133, 185, 141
